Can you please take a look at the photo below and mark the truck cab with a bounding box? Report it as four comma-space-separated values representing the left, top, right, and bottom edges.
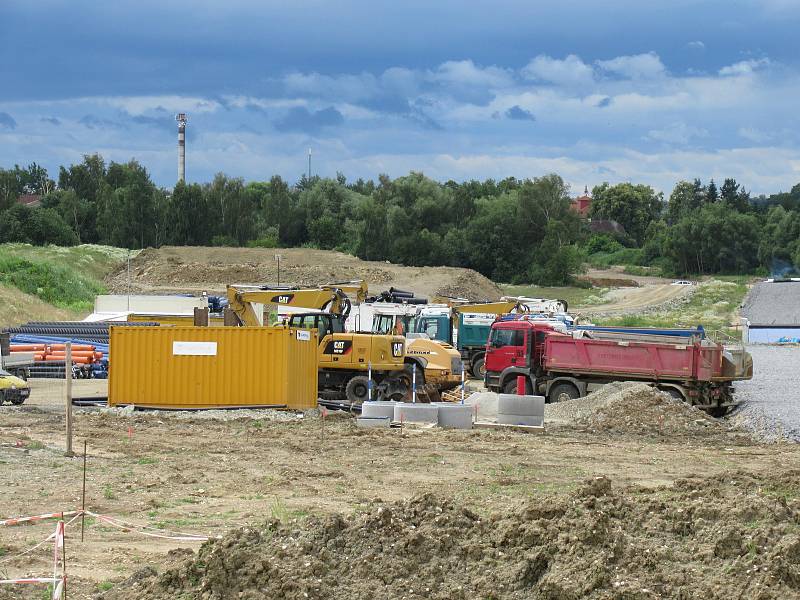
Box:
484, 320, 556, 394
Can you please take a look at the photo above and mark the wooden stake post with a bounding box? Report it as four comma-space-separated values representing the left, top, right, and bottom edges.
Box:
64, 343, 74, 457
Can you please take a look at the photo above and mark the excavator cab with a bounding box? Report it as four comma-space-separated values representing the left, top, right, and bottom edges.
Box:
287, 313, 346, 343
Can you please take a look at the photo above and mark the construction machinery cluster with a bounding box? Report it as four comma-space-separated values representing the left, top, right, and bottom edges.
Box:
0, 279, 753, 417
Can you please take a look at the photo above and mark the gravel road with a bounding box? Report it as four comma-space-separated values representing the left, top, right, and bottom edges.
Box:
731, 345, 800, 441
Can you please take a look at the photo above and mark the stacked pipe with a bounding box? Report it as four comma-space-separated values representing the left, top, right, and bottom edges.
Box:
4, 321, 159, 344
8, 344, 105, 364
3, 321, 158, 379
367, 287, 429, 305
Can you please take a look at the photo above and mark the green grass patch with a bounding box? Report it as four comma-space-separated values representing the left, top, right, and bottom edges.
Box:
0, 243, 130, 280
0, 254, 105, 310
97, 581, 115, 592
136, 457, 158, 465
586, 247, 645, 268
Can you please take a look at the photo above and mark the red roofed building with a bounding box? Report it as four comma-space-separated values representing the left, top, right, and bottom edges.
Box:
571, 186, 591, 218
17, 194, 42, 208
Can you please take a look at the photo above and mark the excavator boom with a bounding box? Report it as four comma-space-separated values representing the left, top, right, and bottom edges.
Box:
226, 281, 366, 326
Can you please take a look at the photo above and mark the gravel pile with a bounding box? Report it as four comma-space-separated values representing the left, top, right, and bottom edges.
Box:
545, 381, 723, 437
97, 405, 303, 422
544, 381, 637, 424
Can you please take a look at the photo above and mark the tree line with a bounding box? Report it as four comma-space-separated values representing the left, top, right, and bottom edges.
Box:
1, 154, 799, 284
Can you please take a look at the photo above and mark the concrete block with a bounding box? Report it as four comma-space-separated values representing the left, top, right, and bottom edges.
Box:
497, 394, 545, 417
497, 413, 543, 427
361, 401, 396, 419
464, 391, 499, 421
356, 416, 391, 429
437, 404, 473, 429
393, 402, 439, 424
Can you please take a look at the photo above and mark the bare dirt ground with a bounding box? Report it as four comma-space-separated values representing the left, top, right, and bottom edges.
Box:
1, 383, 797, 599
105, 247, 502, 302
581, 284, 692, 315
576, 268, 693, 316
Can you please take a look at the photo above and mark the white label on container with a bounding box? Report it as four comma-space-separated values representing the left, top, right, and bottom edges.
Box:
172, 341, 218, 356
296, 330, 311, 341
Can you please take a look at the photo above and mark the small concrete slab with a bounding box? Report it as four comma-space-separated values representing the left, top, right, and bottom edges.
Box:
356, 416, 391, 429
361, 401, 397, 420
497, 413, 543, 427
474, 421, 545, 434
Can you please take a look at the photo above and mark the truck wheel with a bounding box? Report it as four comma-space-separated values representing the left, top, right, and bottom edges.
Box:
345, 376, 370, 404
0, 390, 4, 405
548, 382, 579, 403
470, 357, 486, 379
502, 378, 531, 395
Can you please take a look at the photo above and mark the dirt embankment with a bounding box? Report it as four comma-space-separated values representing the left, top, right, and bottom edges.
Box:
0, 284, 80, 326
105, 246, 502, 301
108, 471, 800, 600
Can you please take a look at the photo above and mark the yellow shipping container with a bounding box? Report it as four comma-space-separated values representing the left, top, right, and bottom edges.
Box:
109, 326, 318, 410
127, 314, 226, 327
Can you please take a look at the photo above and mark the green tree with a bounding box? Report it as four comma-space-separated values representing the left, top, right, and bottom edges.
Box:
590, 182, 663, 244
664, 203, 761, 274
706, 179, 718, 203
169, 182, 209, 245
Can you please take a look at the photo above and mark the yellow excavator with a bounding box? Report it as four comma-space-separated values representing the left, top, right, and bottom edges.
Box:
226, 282, 408, 406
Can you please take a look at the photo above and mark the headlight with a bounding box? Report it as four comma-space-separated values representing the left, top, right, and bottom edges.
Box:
11, 385, 16, 390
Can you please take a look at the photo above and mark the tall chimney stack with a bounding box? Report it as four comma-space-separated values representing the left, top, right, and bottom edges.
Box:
176, 113, 187, 182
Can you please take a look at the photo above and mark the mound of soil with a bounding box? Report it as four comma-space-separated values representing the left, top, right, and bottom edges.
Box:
578, 276, 640, 288
105, 246, 501, 301
105, 471, 800, 600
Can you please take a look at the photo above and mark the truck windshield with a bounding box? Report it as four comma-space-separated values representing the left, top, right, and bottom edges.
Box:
489, 328, 524, 347
418, 318, 440, 339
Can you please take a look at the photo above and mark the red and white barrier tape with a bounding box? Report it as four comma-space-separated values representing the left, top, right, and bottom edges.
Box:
0, 514, 82, 566
0, 511, 79, 527
0, 520, 66, 599
85, 511, 209, 541
0, 576, 60, 585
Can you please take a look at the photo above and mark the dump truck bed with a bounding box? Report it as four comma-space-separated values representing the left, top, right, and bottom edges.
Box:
543, 335, 722, 382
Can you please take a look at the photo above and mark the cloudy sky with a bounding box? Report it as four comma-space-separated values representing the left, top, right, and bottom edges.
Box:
2, 0, 800, 193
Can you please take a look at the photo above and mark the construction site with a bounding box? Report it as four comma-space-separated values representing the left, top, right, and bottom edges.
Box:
0, 246, 798, 600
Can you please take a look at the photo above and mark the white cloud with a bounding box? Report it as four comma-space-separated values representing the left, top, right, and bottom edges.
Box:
597, 52, 666, 79
719, 58, 770, 76
283, 71, 380, 102
738, 126, 773, 143
687, 41, 705, 49
521, 54, 594, 86
427, 60, 513, 88
646, 122, 709, 145
102, 96, 221, 115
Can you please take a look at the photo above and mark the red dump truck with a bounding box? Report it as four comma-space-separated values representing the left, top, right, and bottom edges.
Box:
484, 319, 753, 416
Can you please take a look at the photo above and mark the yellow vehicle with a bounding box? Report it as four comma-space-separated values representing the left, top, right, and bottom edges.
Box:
226, 282, 408, 405
0, 369, 30, 405
347, 302, 463, 396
